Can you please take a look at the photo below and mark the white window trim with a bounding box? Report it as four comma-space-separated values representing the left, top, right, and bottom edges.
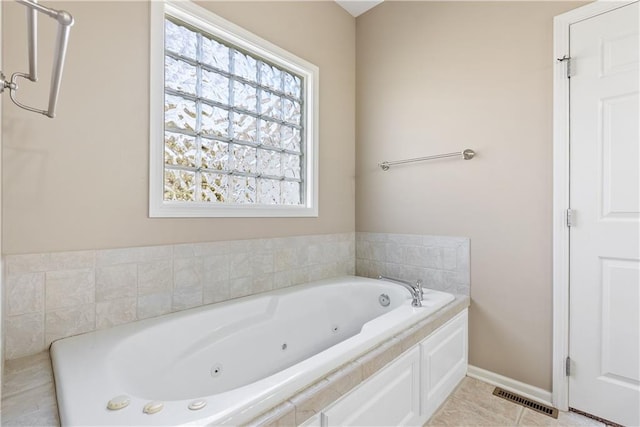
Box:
149, 0, 319, 218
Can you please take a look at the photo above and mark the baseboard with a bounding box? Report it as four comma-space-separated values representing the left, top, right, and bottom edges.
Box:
467, 365, 553, 407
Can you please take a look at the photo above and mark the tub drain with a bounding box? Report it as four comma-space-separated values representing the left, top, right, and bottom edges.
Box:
281, 343, 287, 350
379, 293, 391, 307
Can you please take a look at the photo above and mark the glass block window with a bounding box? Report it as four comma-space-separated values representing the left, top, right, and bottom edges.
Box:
164, 17, 305, 205
150, 1, 318, 217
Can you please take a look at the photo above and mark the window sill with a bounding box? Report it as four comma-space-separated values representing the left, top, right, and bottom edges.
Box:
149, 201, 318, 218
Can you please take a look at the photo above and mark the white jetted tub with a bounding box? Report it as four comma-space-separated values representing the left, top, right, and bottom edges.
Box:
51, 276, 455, 426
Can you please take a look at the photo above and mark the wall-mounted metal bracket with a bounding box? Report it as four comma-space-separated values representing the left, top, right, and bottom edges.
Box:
0, 72, 17, 93
1, 0, 74, 118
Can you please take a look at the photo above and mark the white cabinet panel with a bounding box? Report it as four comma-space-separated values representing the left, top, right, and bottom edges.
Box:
306, 309, 468, 427
324, 347, 421, 427
421, 310, 468, 419
299, 413, 322, 427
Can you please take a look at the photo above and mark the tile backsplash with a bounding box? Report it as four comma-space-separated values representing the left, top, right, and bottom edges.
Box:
3, 233, 355, 360
356, 232, 470, 296
3, 231, 470, 361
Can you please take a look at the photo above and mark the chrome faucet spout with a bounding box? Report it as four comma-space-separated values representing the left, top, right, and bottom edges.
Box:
377, 275, 423, 307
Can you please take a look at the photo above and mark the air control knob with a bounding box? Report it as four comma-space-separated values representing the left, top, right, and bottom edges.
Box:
106, 395, 130, 411
143, 401, 164, 415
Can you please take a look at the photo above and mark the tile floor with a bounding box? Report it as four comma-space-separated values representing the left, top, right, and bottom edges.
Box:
426, 377, 606, 427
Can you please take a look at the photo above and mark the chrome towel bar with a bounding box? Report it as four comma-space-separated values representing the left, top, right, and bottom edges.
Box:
379, 149, 476, 171
0, 0, 74, 118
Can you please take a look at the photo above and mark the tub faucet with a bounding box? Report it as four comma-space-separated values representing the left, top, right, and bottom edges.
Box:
377, 275, 423, 307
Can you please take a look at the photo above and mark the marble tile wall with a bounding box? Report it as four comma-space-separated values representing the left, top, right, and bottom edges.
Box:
3, 231, 470, 361
3, 233, 355, 360
356, 232, 470, 295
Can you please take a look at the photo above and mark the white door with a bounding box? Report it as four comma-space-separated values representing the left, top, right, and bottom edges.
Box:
569, 2, 639, 426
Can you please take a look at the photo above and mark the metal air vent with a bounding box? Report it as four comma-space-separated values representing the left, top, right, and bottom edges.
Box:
492, 387, 559, 419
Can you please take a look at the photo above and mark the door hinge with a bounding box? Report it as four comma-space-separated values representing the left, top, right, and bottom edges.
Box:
557, 55, 575, 78
565, 356, 571, 376
567, 58, 575, 78
566, 209, 575, 227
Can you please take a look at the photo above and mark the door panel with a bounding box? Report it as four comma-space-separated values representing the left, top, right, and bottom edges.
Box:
569, 2, 640, 425
601, 93, 639, 218
601, 258, 639, 384
324, 347, 421, 427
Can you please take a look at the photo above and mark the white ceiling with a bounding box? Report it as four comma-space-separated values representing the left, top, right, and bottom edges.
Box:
335, 0, 384, 17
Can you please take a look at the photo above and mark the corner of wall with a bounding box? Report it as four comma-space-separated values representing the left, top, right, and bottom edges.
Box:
355, 231, 470, 295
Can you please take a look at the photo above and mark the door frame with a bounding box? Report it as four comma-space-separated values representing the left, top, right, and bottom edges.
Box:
552, 0, 638, 411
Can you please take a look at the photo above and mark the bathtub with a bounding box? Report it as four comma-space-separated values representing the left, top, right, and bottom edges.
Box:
51, 276, 455, 426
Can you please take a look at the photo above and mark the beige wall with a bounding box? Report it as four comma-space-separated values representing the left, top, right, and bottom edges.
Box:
2, 1, 355, 255
3, 0, 590, 392
356, 1, 583, 391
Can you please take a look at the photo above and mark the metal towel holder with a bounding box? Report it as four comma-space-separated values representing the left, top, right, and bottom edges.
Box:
0, 0, 74, 118
379, 149, 476, 171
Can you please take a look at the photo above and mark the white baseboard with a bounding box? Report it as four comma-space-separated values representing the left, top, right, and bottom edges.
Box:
467, 365, 553, 407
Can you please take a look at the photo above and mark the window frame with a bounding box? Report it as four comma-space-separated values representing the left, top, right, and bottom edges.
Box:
149, 0, 319, 218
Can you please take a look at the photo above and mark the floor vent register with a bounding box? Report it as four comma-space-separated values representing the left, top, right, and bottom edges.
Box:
492, 387, 559, 419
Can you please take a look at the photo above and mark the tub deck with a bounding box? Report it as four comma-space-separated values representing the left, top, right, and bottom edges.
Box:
2, 294, 468, 426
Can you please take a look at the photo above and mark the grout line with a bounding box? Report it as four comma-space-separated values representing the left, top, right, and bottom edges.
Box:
514, 405, 525, 425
